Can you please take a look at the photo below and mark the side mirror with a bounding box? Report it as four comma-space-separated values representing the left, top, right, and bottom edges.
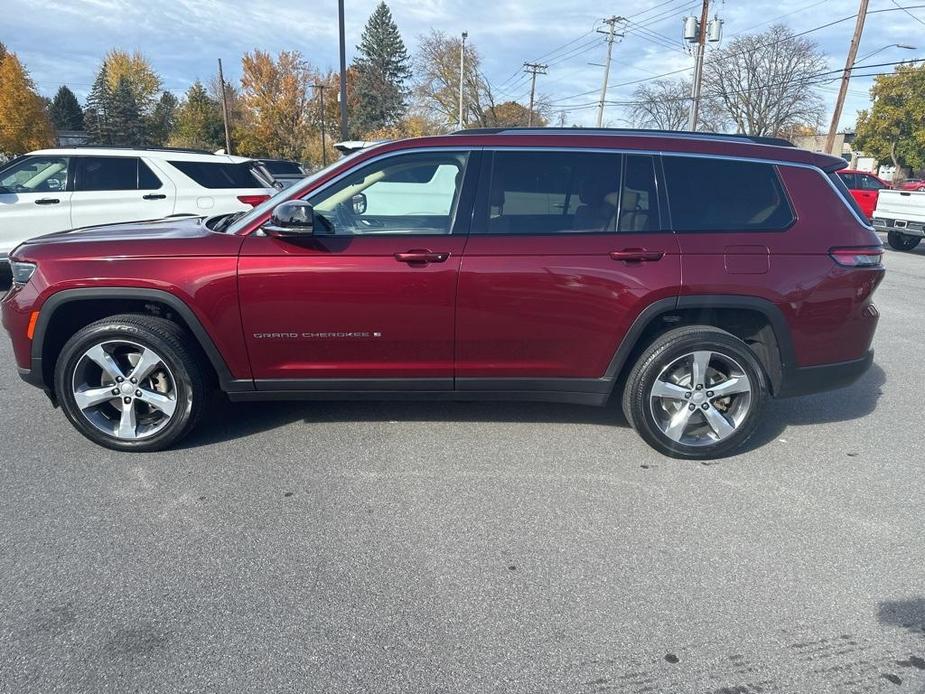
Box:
264, 200, 315, 237
351, 193, 367, 215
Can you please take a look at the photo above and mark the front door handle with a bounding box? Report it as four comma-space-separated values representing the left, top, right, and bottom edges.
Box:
394, 250, 450, 265
610, 248, 664, 262
34, 198, 60, 205
142, 193, 167, 200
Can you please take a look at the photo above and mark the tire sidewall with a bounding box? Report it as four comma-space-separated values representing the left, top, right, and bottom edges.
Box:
888, 230, 921, 251
629, 330, 767, 460
55, 320, 196, 452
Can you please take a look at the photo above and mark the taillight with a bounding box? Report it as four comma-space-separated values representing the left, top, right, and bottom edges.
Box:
237, 194, 270, 207
829, 246, 883, 267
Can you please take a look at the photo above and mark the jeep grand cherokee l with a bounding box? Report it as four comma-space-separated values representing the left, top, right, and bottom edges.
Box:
1, 128, 884, 459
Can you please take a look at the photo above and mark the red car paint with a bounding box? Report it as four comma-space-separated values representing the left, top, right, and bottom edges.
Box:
836, 169, 890, 219
3, 130, 883, 403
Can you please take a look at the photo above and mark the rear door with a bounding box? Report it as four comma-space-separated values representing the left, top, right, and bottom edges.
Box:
165, 160, 269, 215
0, 155, 73, 251
455, 148, 681, 389
71, 156, 175, 228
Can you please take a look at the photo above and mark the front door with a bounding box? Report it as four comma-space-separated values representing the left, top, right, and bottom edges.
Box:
456, 149, 681, 389
238, 149, 478, 386
0, 155, 73, 253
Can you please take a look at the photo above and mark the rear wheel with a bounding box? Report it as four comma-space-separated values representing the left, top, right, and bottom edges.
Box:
54, 314, 208, 452
887, 230, 921, 251
622, 326, 768, 459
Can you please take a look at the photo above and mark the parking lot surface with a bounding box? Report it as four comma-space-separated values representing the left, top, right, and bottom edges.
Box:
1, 240, 924, 693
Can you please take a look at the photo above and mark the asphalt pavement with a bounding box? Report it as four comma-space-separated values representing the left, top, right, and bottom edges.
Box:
1, 240, 924, 693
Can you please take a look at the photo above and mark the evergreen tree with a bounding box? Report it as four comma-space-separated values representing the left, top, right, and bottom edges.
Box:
49, 85, 84, 131
351, 2, 411, 136
84, 66, 113, 144
169, 81, 224, 150
109, 77, 143, 146
146, 90, 178, 146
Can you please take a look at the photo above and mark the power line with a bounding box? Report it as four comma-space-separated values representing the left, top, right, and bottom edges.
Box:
891, 0, 925, 26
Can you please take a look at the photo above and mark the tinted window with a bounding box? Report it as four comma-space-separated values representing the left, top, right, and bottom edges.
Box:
837, 172, 858, 189
0, 156, 68, 193
263, 160, 303, 175
477, 151, 623, 234
307, 151, 468, 235
828, 172, 867, 218
169, 160, 261, 189
858, 174, 885, 190
138, 160, 163, 190
76, 157, 139, 192
663, 156, 794, 231
620, 155, 660, 232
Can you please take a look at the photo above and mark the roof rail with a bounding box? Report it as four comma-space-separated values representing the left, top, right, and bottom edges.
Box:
450, 127, 794, 148
61, 145, 217, 155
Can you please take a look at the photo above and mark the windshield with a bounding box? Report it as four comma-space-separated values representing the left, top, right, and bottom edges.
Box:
226, 151, 365, 234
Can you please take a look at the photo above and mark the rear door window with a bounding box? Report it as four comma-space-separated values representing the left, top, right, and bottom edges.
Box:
169, 160, 262, 189
837, 172, 858, 189
662, 156, 794, 231
75, 157, 142, 191
858, 174, 886, 190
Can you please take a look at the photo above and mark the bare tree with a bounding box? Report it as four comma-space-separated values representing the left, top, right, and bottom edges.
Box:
413, 30, 499, 129
703, 24, 826, 137
629, 78, 727, 132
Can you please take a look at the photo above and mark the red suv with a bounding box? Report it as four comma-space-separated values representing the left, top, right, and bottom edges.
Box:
1, 129, 884, 459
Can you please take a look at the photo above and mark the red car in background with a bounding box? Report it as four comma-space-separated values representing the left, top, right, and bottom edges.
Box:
836, 169, 890, 219
899, 178, 925, 191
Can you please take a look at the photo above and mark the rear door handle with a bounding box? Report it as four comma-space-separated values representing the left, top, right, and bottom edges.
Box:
34, 198, 60, 205
394, 250, 450, 265
143, 193, 167, 200
610, 249, 664, 262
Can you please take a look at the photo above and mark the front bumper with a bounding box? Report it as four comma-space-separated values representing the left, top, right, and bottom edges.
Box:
776, 350, 874, 398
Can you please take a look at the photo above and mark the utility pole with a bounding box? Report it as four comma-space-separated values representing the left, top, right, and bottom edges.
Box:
523, 62, 548, 127
458, 32, 468, 130
596, 16, 624, 128
217, 58, 232, 154
825, 0, 870, 154
687, 0, 710, 131
312, 84, 327, 166
337, 0, 349, 140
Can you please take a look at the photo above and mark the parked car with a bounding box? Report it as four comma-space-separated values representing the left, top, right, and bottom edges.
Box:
836, 169, 890, 219
872, 188, 925, 251
257, 159, 308, 188
899, 178, 925, 191
1, 128, 884, 459
0, 147, 275, 266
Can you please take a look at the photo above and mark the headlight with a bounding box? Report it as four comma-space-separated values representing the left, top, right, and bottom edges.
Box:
10, 261, 37, 285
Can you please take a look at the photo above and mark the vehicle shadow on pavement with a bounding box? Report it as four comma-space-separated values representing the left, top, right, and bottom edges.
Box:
741, 361, 886, 453
181, 362, 886, 455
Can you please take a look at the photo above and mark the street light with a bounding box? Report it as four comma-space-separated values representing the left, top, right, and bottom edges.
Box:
854, 43, 915, 65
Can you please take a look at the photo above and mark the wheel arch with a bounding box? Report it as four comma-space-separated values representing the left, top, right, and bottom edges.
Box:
606, 295, 797, 397
31, 287, 243, 392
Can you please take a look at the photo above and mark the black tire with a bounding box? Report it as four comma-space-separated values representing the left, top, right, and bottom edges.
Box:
887, 230, 921, 251
54, 314, 208, 452
622, 326, 768, 460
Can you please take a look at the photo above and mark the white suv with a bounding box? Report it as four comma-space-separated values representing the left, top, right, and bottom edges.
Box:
0, 147, 276, 263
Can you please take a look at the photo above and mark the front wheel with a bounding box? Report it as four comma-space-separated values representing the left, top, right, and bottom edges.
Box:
54, 314, 208, 452
622, 326, 768, 460
887, 230, 921, 251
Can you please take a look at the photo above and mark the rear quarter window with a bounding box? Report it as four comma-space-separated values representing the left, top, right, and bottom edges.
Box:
828, 171, 867, 219
168, 160, 262, 189
662, 156, 795, 232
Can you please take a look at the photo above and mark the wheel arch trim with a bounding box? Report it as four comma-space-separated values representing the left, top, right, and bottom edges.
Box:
30, 287, 249, 391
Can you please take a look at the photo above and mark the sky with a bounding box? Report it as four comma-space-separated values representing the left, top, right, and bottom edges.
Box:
2, 0, 921, 131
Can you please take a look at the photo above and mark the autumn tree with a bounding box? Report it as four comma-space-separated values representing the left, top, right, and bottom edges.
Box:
702, 25, 826, 136
146, 90, 178, 146
169, 81, 224, 150
855, 63, 925, 172
485, 100, 548, 128
103, 49, 162, 115
0, 50, 55, 155
351, 2, 411, 136
237, 50, 317, 161
49, 85, 84, 131
414, 30, 498, 130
